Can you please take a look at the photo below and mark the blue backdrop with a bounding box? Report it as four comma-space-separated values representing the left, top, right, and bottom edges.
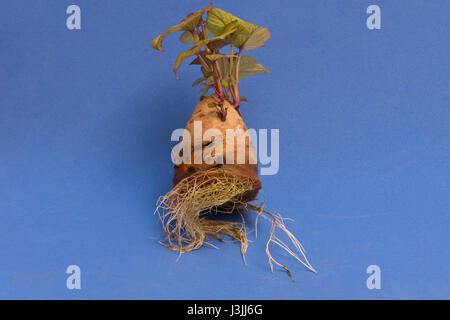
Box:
0, 0, 449, 299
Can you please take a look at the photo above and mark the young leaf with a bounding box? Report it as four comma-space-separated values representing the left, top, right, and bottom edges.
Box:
238, 56, 271, 80
206, 8, 256, 48
173, 45, 202, 79
216, 60, 234, 87
192, 77, 205, 86
207, 39, 228, 51
174, 24, 238, 77
217, 57, 230, 78
232, 21, 256, 47
206, 8, 237, 36
242, 27, 271, 50
151, 3, 212, 52
204, 20, 239, 45
180, 31, 199, 44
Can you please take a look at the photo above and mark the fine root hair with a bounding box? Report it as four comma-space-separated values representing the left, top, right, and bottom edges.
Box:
246, 203, 317, 276
155, 168, 254, 257
155, 168, 316, 277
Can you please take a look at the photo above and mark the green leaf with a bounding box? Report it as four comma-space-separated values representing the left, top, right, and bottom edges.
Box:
204, 20, 239, 46
232, 21, 256, 47
173, 45, 202, 79
216, 57, 230, 78
243, 27, 271, 50
206, 8, 236, 36
215, 59, 233, 87
238, 56, 271, 80
180, 31, 199, 44
169, 19, 238, 78
151, 3, 212, 51
206, 39, 228, 51
218, 20, 240, 38
206, 8, 256, 48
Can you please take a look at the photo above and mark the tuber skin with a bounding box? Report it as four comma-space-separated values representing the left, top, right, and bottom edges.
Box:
173, 96, 262, 202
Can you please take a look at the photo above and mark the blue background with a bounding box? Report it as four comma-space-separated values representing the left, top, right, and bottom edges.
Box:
0, 0, 449, 299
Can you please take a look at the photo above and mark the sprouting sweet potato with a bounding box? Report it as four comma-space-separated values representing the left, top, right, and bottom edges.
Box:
152, 3, 316, 277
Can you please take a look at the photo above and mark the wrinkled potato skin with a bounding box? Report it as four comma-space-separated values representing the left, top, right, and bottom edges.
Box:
173, 96, 261, 201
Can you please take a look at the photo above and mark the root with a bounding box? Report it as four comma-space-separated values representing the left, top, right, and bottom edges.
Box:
154, 168, 316, 277
155, 168, 254, 257
246, 203, 317, 276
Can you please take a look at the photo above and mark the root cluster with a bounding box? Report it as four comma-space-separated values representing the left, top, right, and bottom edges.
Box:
155, 168, 316, 276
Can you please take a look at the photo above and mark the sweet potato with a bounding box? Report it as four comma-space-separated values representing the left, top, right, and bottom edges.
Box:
152, 4, 316, 277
